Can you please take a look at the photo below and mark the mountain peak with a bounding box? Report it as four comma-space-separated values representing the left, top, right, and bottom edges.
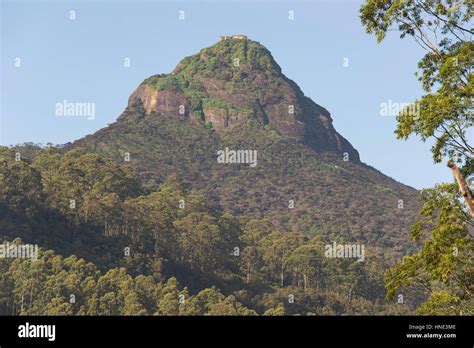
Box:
127, 38, 360, 162
172, 36, 282, 76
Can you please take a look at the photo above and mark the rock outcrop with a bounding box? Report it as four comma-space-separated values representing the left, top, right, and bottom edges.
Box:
127, 37, 360, 162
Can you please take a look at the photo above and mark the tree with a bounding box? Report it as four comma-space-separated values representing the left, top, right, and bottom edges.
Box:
0, 147, 44, 218
157, 277, 182, 315
182, 286, 224, 315
33, 148, 141, 235
416, 290, 472, 315
360, 0, 472, 164
206, 295, 257, 316
94, 268, 136, 315
183, 286, 256, 315
0, 240, 16, 315
385, 183, 473, 314
361, 0, 473, 315
44, 297, 73, 315
261, 231, 307, 287
240, 219, 274, 284
123, 292, 147, 315
174, 212, 227, 273
263, 303, 286, 316
286, 243, 322, 290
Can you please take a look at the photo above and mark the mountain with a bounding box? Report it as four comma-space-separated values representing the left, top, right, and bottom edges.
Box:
0, 36, 427, 316
129, 37, 360, 162
67, 37, 420, 254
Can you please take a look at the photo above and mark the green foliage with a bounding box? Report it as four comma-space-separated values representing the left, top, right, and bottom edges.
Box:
144, 74, 185, 93
0, 145, 413, 315
141, 39, 286, 125
174, 39, 281, 80
361, 0, 473, 315
416, 290, 473, 315
32, 148, 142, 234
72, 110, 420, 252
0, 34, 432, 316
202, 98, 253, 115
360, 0, 473, 164
0, 147, 44, 218
360, 0, 473, 44
0, 242, 260, 316
396, 41, 473, 163
385, 184, 473, 314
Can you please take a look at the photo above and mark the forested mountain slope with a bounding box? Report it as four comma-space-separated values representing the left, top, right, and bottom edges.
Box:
0, 38, 425, 315
68, 38, 421, 254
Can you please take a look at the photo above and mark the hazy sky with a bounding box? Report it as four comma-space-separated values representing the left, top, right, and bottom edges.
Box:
1, 0, 459, 189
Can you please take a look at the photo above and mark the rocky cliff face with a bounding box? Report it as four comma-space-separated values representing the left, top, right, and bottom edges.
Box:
128, 85, 190, 119
127, 38, 360, 162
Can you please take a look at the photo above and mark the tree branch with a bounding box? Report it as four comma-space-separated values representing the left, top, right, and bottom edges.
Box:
447, 160, 474, 217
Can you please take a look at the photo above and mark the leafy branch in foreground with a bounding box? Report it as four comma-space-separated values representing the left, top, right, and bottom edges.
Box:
360, 0, 473, 314
385, 183, 473, 314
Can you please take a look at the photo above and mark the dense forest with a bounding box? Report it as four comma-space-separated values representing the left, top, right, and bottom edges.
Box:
0, 145, 417, 315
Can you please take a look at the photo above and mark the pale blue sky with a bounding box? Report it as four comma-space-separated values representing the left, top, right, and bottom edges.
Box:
1, 0, 455, 189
